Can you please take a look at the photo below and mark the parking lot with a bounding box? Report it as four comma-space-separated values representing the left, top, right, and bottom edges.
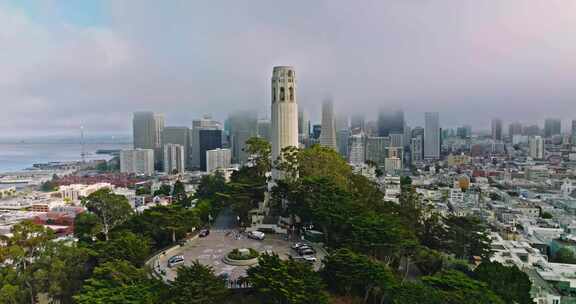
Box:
152, 209, 325, 282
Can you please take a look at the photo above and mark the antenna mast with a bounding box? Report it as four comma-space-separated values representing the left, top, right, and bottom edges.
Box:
80, 125, 86, 163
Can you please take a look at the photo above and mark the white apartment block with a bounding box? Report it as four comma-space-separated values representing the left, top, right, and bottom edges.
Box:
206, 148, 231, 173
120, 149, 155, 176
163, 144, 185, 174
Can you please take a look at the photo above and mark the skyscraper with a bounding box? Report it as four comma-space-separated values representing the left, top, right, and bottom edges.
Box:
312, 124, 322, 140
271, 66, 299, 178
350, 114, 365, 135
523, 124, 540, 136
544, 118, 561, 138
424, 112, 440, 160
257, 119, 272, 142
320, 99, 337, 150
228, 110, 258, 164
378, 109, 404, 137
572, 120, 576, 144
337, 129, 350, 159
508, 122, 523, 137
298, 109, 310, 141
162, 127, 190, 169
199, 129, 223, 171
191, 115, 221, 169
491, 118, 503, 141
133, 112, 164, 165
365, 136, 390, 167
456, 125, 472, 139
403, 124, 412, 148
163, 144, 185, 174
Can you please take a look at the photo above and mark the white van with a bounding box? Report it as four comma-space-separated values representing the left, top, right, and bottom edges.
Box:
248, 231, 265, 240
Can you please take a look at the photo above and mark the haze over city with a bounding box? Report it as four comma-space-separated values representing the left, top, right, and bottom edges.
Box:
2, 0, 576, 137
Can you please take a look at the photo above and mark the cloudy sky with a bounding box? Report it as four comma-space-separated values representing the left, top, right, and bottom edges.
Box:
1, 0, 576, 137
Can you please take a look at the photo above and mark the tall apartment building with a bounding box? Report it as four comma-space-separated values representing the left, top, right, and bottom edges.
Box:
529, 136, 544, 160
162, 127, 190, 169
206, 148, 232, 173
385, 146, 403, 174
120, 149, 154, 176
424, 112, 440, 160
348, 133, 366, 165
411, 135, 424, 163
572, 120, 576, 144
365, 136, 390, 167
491, 118, 503, 141
390, 133, 404, 147
163, 144, 185, 174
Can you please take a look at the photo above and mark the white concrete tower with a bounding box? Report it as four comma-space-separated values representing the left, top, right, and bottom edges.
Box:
271, 66, 299, 179
320, 99, 337, 150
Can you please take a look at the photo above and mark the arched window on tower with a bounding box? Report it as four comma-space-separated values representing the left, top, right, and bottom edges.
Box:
273, 87, 276, 102
288, 70, 292, 77
280, 87, 285, 101
289, 87, 294, 101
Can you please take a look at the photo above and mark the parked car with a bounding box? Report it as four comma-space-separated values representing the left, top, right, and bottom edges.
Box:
291, 242, 307, 250
199, 229, 210, 237
168, 255, 185, 268
296, 246, 316, 254
248, 231, 265, 240
298, 248, 316, 256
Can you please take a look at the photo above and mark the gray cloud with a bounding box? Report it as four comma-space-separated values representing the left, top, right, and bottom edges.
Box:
1, 0, 576, 137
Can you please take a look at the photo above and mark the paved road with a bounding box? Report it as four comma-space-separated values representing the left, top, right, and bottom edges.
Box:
152, 208, 325, 282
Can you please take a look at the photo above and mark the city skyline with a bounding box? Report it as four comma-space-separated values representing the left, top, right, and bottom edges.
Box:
2, 1, 576, 137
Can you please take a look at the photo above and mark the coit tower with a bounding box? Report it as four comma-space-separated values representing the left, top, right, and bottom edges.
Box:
271, 66, 298, 178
